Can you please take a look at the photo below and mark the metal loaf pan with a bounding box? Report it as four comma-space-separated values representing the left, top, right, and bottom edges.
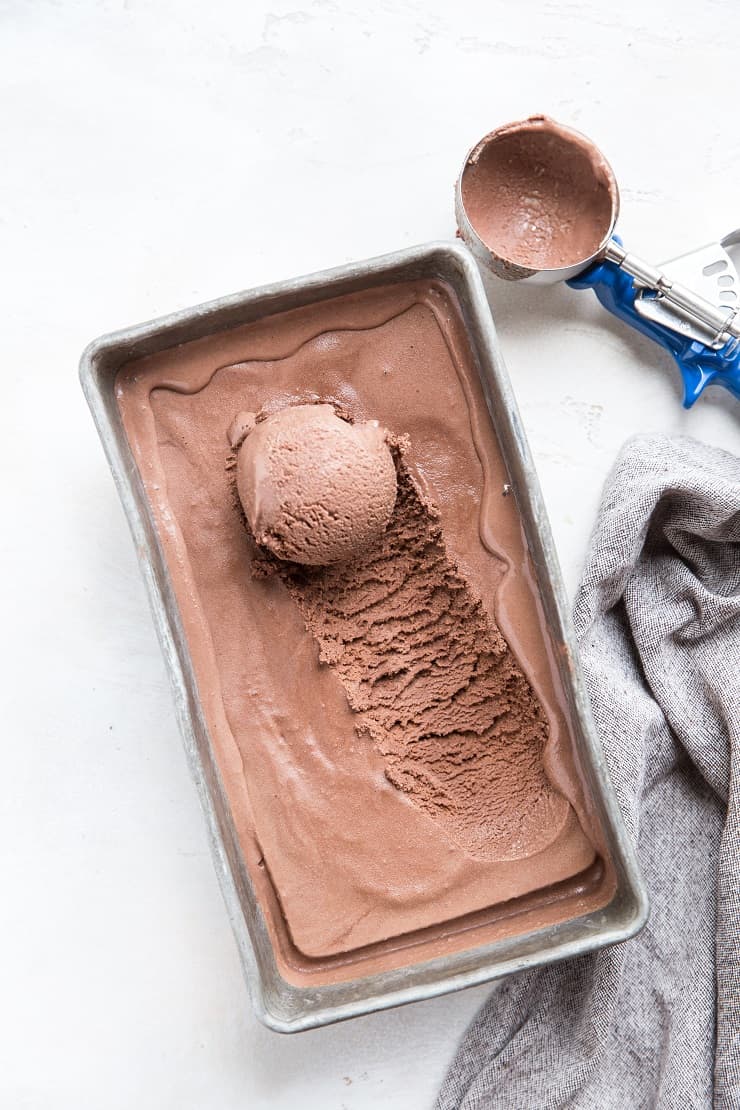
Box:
80, 241, 647, 1032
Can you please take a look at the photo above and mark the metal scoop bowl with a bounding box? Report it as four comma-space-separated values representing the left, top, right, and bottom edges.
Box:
455, 115, 619, 284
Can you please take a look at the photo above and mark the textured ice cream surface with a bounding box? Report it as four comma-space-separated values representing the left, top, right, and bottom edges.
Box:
235, 403, 397, 566
116, 279, 611, 981
252, 457, 570, 861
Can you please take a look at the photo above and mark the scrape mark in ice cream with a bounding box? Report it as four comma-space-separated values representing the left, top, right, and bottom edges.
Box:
249, 451, 570, 861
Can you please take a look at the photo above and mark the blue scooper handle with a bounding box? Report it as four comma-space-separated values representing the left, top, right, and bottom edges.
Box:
568, 240, 740, 408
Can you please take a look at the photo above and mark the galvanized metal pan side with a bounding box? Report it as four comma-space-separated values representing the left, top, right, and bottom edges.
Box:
81, 241, 647, 1033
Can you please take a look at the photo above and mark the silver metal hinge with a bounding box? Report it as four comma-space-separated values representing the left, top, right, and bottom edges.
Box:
630, 231, 740, 348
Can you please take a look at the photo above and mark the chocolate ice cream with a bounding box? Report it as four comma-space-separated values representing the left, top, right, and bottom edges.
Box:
249, 439, 570, 861
234, 404, 397, 566
116, 279, 614, 984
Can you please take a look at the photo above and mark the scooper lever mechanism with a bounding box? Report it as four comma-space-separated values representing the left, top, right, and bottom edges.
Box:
569, 232, 740, 407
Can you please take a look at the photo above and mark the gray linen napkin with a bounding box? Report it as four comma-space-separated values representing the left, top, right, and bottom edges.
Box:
436, 434, 740, 1110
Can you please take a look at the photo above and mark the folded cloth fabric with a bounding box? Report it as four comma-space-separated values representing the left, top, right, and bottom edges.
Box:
436, 434, 740, 1110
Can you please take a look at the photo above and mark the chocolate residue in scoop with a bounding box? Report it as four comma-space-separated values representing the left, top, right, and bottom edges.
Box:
460, 115, 618, 270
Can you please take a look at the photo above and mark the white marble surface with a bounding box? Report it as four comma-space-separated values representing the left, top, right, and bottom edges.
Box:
2, 2, 738, 1107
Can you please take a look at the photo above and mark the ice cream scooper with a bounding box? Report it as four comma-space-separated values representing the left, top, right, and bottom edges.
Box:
455, 115, 740, 408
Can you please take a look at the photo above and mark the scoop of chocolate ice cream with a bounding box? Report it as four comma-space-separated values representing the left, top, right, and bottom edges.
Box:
233, 404, 397, 566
